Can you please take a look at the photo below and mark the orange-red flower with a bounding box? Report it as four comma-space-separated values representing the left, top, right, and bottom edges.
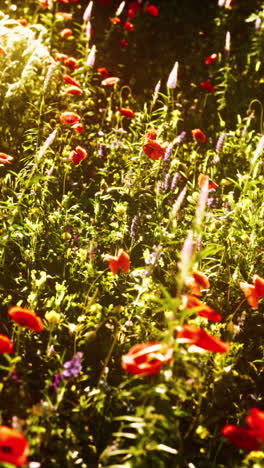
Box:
97, 67, 109, 78
200, 81, 216, 92
110, 17, 121, 24
182, 295, 222, 322
177, 324, 229, 353
0, 426, 29, 466
120, 39, 128, 47
246, 408, 264, 442
60, 111, 81, 125
146, 4, 159, 16
198, 173, 218, 191
192, 128, 206, 143
119, 107, 135, 118
185, 270, 210, 296
240, 274, 264, 309
221, 425, 261, 451
124, 21, 135, 32
8, 306, 44, 332
121, 342, 173, 376
17, 18, 29, 26
0, 152, 14, 164
104, 249, 130, 275
72, 123, 84, 134
70, 145, 87, 164
0, 334, 13, 354
62, 74, 81, 87
143, 139, 168, 160
101, 76, 120, 86
222, 407, 264, 451
65, 85, 83, 95
63, 56, 79, 71
128, 1, 141, 18
205, 53, 218, 65
60, 28, 73, 39
146, 129, 158, 140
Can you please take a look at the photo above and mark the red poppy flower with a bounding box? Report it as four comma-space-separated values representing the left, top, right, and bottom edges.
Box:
60, 28, 73, 39
177, 324, 229, 353
143, 139, 168, 160
119, 107, 135, 118
200, 81, 216, 93
63, 56, 79, 71
17, 18, 29, 26
205, 53, 218, 65
60, 111, 81, 125
146, 4, 159, 16
104, 249, 130, 275
121, 342, 173, 376
240, 274, 264, 308
0, 47, 6, 55
128, 1, 141, 18
120, 39, 128, 47
101, 76, 120, 86
39, 0, 49, 8
192, 129, 206, 143
0, 152, 14, 164
185, 270, 210, 296
65, 85, 83, 95
54, 52, 68, 62
8, 306, 44, 332
97, 67, 109, 78
246, 408, 264, 442
182, 295, 222, 322
0, 426, 29, 466
239, 282, 259, 309
72, 123, 84, 134
253, 274, 264, 297
70, 145, 87, 164
221, 425, 260, 451
0, 334, 13, 354
198, 173, 218, 191
62, 74, 81, 87
146, 129, 158, 140
124, 21, 135, 32
110, 17, 121, 24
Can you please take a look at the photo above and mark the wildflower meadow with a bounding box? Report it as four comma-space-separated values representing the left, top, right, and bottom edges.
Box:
0, 0, 264, 466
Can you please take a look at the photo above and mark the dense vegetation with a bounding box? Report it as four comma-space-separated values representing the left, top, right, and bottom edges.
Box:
0, 0, 263, 467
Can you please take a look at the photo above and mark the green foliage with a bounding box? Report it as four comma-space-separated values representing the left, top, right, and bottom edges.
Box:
0, 1, 263, 467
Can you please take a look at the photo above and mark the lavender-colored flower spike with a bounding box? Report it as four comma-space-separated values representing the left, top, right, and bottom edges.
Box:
255, 17, 262, 32
37, 129, 57, 162
86, 21, 92, 41
174, 131, 186, 145
87, 45, 96, 67
215, 132, 226, 153
83, 1, 93, 22
167, 61, 179, 89
164, 173, 171, 192
163, 143, 173, 175
130, 214, 140, 238
225, 31, 231, 56
252, 134, 264, 167
116, 1, 126, 16
98, 143, 107, 161
170, 172, 179, 192
62, 352, 83, 380
152, 79, 161, 106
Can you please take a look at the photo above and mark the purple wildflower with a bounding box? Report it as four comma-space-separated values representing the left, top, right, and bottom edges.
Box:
215, 133, 226, 153
98, 143, 107, 161
62, 352, 83, 380
130, 214, 140, 238
162, 143, 173, 175
52, 374, 61, 392
164, 173, 171, 192
167, 61, 179, 89
174, 131, 186, 144
170, 172, 179, 192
